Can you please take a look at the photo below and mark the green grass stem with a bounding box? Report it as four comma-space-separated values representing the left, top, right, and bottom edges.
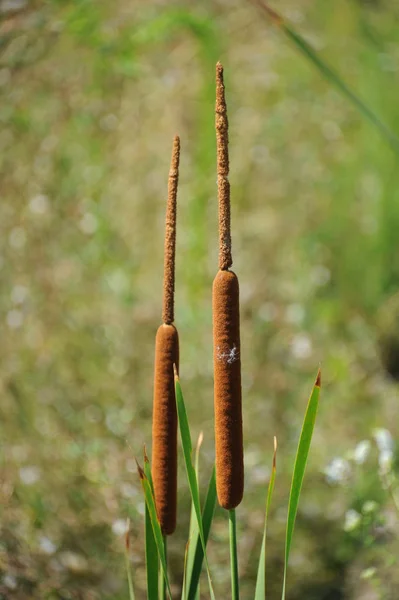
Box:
229, 509, 240, 600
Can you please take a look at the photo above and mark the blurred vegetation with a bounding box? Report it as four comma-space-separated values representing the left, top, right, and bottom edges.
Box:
1, 0, 399, 598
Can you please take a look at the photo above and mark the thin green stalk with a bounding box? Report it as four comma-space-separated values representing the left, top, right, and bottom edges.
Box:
143, 449, 159, 600
159, 536, 167, 600
125, 520, 136, 600
229, 509, 239, 600
255, 437, 277, 599
251, 0, 399, 156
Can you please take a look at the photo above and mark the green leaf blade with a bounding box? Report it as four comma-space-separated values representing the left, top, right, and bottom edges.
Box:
174, 372, 216, 600
136, 461, 172, 600
255, 436, 277, 600
281, 370, 321, 600
186, 466, 217, 600
143, 453, 159, 600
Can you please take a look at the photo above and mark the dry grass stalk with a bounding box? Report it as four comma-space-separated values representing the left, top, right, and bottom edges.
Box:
213, 63, 244, 510
152, 136, 180, 535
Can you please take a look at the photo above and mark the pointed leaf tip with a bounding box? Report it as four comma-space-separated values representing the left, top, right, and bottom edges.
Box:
173, 363, 179, 380
315, 369, 321, 388
273, 436, 278, 469
135, 458, 145, 480
125, 518, 131, 551
143, 444, 149, 464
197, 431, 204, 449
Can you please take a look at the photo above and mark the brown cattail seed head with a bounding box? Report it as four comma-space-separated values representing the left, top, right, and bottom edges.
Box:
152, 323, 179, 535
213, 269, 243, 509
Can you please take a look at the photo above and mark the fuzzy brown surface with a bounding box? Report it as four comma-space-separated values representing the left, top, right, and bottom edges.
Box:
215, 62, 232, 271
152, 323, 179, 535
213, 269, 243, 509
162, 135, 180, 325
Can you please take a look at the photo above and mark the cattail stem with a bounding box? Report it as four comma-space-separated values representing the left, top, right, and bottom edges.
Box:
152, 137, 181, 536
159, 536, 167, 600
229, 509, 240, 600
213, 63, 244, 510
216, 62, 232, 271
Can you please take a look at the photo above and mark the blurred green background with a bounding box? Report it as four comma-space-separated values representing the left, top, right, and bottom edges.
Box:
1, 0, 399, 598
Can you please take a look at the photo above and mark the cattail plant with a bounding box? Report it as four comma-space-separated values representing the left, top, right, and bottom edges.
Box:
151, 135, 180, 536
213, 62, 244, 512
130, 64, 323, 600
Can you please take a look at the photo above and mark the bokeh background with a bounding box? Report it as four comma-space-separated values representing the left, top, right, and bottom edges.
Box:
1, 0, 399, 598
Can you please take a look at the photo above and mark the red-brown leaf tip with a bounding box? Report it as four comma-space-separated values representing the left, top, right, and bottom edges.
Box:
143, 444, 149, 464
273, 436, 277, 469
125, 518, 131, 551
315, 369, 321, 388
135, 458, 145, 480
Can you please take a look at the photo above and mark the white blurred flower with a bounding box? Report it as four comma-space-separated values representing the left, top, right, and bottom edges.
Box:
112, 519, 129, 536
120, 483, 138, 499
9, 227, 26, 249
362, 501, 378, 514
19, 466, 40, 485
2, 574, 17, 590
324, 457, 351, 484
39, 536, 57, 555
285, 303, 305, 325
311, 265, 331, 287
29, 194, 49, 215
290, 333, 312, 359
79, 212, 97, 235
379, 449, 393, 475
373, 429, 394, 453
60, 551, 88, 573
250, 465, 270, 485
353, 440, 371, 465
106, 269, 129, 295
11, 285, 28, 305
258, 302, 277, 323
6, 309, 23, 329
360, 567, 376, 580
344, 509, 361, 532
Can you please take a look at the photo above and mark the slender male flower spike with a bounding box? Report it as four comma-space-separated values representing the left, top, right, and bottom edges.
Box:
152, 136, 180, 535
213, 63, 244, 510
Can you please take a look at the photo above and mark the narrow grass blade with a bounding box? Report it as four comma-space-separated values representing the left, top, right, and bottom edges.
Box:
125, 519, 136, 600
182, 540, 190, 600
184, 432, 204, 600
186, 466, 217, 600
281, 370, 321, 600
174, 367, 216, 600
229, 509, 240, 600
143, 450, 159, 600
252, 0, 399, 156
160, 536, 167, 600
255, 436, 277, 600
136, 460, 172, 600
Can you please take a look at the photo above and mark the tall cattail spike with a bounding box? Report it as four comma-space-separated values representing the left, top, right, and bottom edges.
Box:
216, 63, 232, 271
162, 135, 180, 325
152, 137, 180, 536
